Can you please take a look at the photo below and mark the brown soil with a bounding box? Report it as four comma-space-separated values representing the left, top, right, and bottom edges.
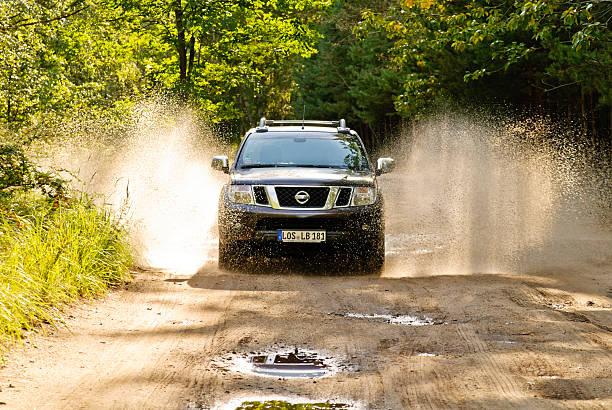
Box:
1, 242, 611, 409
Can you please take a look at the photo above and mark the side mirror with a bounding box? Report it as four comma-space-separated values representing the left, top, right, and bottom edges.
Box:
376, 158, 395, 176
211, 155, 229, 174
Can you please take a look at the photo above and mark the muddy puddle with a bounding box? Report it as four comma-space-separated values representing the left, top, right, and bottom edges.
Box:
417, 352, 438, 357
249, 350, 327, 378
209, 397, 355, 410
214, 348, 351, 379
231, 400, 352, 409
332, 312, 441, 326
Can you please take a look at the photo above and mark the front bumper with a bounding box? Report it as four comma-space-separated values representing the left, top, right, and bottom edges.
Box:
218, 187, 384, 244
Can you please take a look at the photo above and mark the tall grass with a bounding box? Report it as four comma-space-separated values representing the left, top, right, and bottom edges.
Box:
0, 191, 132, 348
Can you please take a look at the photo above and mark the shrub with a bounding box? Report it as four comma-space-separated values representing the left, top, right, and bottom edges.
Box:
0, 144, 66, 199
0, 190, 132, 348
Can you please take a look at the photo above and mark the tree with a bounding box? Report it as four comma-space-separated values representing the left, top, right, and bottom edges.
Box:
358, 0, 611, 135
113, 0, 330, 129
293, 0, 401, 150
0, 0, 149, 128
0, 0, 331, 134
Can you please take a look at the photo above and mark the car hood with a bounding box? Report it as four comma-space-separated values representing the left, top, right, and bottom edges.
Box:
230, 167, 375, 186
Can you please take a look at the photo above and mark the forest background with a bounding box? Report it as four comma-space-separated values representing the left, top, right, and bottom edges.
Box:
0, 0, 610, 150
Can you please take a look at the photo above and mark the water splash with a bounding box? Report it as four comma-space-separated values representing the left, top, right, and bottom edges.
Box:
32, 106, 610, 276
381, 113, 611, 277
33, 100, 227, 274
105, 107, 224, 272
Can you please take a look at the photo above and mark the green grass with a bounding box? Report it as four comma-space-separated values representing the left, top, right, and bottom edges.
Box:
0, 191, 132, 349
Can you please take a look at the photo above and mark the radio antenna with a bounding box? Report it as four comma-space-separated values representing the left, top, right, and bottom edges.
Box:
302, 105, 306, 129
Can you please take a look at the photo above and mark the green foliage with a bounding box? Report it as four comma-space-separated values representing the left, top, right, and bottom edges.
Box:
0, 190, 132, 348
358, 0, 612, 117
0, 0, 331, 133
293, 0, 401, 147
191, 0, 324, 124
103, 0, 331, 128
0, 144, 66, 198
0, 0, 150, 127
1, 0, 609, 140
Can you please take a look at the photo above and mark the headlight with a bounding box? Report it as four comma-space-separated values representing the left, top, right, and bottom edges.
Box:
229, 185, 253, 204
352, 187, 376, 206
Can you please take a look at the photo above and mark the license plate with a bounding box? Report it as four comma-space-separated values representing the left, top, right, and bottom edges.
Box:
277, 230, 326, 243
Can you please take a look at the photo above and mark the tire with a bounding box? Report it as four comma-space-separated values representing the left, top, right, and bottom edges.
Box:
218, 239, 253, 271
362, 234, 385, 274
218, 240, 238, 271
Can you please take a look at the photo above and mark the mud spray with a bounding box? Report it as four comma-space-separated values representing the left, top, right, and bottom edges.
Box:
35, 105, 610, 276
381, 113, 611, 277
34, 100, 227, 274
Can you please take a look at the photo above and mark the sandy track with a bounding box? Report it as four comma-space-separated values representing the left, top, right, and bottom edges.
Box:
0, 243, 611, 409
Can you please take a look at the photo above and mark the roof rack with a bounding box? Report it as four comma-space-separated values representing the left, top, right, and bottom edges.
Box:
255, 117, 350, 134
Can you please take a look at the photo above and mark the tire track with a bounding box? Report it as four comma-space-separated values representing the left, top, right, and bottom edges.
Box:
59, 275, 184, 408
47, 272, 236, 409
456, 324, 526, 407
148, 288, 236, 408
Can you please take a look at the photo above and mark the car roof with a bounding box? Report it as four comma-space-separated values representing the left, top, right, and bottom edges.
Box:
246, 126, 342, 134
246, 118, 355, 136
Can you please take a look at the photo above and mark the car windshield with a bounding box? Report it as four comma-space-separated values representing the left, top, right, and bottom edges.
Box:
237, 132, 370, 171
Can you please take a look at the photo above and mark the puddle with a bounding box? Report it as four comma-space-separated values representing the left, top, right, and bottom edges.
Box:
249, 350, 327, 378
337, 313, 438, 326
217, 348, 349, 379
169, 320, 193, 325
233, 400, 352, 409
550, 304, 569, 311
417, 352, 438, 357
488, 340, 517, 344
210, 396, 357, 410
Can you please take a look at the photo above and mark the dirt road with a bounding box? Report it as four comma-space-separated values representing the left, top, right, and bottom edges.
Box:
1, 231, 611, 409
2, 130, 612, 409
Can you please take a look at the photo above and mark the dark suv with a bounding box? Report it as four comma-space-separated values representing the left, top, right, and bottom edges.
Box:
211, 118, 394, 272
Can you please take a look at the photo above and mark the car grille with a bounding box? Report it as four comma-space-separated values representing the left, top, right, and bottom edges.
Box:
256, 218, 349, 231
335, 187, 352, 207
275, 187, 330, 208
253, 186, 269, 205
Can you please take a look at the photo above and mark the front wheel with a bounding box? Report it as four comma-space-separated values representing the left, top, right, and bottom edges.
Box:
218, 240, 239, 271
218, 239, 253, 271
360, 235, 385, 274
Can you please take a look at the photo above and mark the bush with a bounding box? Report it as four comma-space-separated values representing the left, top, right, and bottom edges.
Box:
0, 189, 132, 348
0, 143, 66, 199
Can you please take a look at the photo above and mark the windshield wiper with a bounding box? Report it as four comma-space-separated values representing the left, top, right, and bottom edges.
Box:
240, 164, 292, 169
240, 164, 352, 169
292, 164, 344, 168
241, 164, 347, 169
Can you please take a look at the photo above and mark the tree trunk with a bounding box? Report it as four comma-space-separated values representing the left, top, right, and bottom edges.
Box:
6, 73, 11, 123
240, 89, 254, 126
590, 92, 596, 139
580, 86, 587, 134
174, 2, 187, 82
187, 35, 195, 80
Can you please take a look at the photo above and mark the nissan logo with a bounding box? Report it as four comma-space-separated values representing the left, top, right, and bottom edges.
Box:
294, 191, 310, 204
